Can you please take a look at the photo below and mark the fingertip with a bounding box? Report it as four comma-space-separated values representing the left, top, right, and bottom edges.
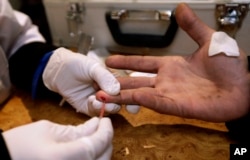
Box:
175, 3, 196, 29
126, 105, 140, 114
100, 96, 106, 102
105, 79, 120, 95
105, 55, 120, 66
176, 2, 188, 13
96, 90, 110, 102
87, 116, 100, 124
105, 55, 113, 65
94, 67, 120, 95
175, 2, 214, 45
99, 117, 113, 134
100, 117, 112, 123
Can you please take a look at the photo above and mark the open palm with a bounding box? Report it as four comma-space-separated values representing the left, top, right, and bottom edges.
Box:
96, 3, 250, 122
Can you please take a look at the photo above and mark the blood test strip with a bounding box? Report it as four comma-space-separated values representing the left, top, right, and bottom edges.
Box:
99, 97, 106, 118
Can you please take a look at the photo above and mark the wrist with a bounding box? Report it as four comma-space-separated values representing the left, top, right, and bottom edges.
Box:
32, 51, 54, 99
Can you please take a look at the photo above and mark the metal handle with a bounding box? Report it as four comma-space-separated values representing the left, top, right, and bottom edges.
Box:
106, 9, 178, 48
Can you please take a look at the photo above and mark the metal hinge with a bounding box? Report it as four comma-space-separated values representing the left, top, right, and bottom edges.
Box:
216, 3, 249, 37
66, 2, 85, 37
66, 2, 94, 54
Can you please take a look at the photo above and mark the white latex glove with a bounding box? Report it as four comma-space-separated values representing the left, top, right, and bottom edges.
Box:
87, 49, 141, 114
43, 47, 121, 116
3, 117, 113, 160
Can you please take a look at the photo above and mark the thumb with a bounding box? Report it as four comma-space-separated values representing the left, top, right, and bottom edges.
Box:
50, 117, 100, 141
175, 3, 214, 46
91, 64, 120, 95
49, 118, 113, 160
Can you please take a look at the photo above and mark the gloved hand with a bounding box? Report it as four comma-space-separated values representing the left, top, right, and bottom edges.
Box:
87, 49, 146, 114
43, 47, 121, 116
3, 117, 113, 160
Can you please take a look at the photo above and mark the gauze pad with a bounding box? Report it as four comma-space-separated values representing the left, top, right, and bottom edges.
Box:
208, 32, 240, 57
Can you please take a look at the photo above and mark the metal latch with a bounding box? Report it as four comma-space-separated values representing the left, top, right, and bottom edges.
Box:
216, 3, 249, 37
66, 2, 94, 54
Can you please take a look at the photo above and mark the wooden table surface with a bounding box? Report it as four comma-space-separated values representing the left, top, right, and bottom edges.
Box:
0, 89, 234, 160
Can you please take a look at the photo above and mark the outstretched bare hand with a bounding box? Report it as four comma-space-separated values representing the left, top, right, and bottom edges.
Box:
96, 3, 250, 122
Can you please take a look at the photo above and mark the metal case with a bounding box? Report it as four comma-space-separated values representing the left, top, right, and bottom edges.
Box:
43, 0, 250, 55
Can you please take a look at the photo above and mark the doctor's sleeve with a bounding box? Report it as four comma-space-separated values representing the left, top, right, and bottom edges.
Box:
8, 42, 57, 98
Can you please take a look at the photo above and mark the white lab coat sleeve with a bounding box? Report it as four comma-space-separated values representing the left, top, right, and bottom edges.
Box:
9, 11, 46, 57
0, 0, 45, 58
